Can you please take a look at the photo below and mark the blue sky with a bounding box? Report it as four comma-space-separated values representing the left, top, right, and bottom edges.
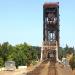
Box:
0, 0, 75, 47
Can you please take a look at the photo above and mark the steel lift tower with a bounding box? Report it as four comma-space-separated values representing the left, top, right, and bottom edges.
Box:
41, 2, 59, 62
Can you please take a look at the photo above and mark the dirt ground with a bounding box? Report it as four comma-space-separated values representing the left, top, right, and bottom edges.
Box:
73, 70, 75, 75
0, 63, 74, 75
0, 65, 37, 75
27, 61, 74, 75
0, 69, 27, 75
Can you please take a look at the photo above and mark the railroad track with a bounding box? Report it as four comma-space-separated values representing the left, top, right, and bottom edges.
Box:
48, 61, 57, 75
27, 60, 57, 75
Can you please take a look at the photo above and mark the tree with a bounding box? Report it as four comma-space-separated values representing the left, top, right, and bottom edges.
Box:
13, 43, 32, 66
58, 47, 63, 60
69, 55, 75, 69
63, 44, 69, 57
1, 42, 10, 62
0, 58, 4, 67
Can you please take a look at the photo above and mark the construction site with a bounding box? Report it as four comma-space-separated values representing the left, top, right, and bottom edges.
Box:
0, 1, 75, 75
26, 2, 74, 75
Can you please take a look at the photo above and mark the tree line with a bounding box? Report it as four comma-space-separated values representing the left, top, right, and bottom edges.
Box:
0, 42, 75, 69
58, 44, 75, 69
0, 42, 41, 68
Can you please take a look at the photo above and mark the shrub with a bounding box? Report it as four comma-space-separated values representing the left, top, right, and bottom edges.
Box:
69, 55, 75, 69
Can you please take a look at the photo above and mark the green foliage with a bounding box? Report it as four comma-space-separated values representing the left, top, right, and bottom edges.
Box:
58, 47, 63, 60
1, 42, 9, 62
60, 44, 74, 58
0, 42, 75, 69
69, 55, 75, 69
0, 42, 40, 67
58, 44, 75, 69
32, 60, 37, 65
0, 58, 4, 67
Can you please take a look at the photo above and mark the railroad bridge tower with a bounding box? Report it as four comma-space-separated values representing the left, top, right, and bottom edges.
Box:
41, 2, 59, 62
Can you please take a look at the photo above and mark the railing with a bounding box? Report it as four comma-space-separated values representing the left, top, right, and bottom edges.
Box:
43, 41, 56, 46
42, 41, 58, 50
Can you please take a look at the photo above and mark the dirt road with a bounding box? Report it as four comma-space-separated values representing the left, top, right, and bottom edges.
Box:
27, 60, 73, 75
27, 60, 58, 75
0, 61, 74, 75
